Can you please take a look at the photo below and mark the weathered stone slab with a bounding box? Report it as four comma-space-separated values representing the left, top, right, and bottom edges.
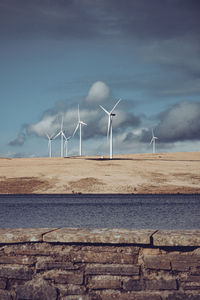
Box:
2, 242, 73, 256
43, 228, 155, 244
152, 230, 200, 247
0, 228, 56, 244
85, 263, 139, 276
71, 249, 135, 264
93, 290, 162, 300
61, 296, 89, 300
0, 265, 33, 280
55, 284, 86, 296
0, 290, 13, 300
0, 255, 36, 265
0, 278, 7, 289
88, 275, 122, 290
143, 255, 171, 270
145, 278, 177, 290
43, 270, 83, 285
122, 279, 144, 291
15, 279, 57, 300
165, 292, 200, 300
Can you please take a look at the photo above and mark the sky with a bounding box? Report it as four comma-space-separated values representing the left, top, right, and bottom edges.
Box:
1, 0, 200, 157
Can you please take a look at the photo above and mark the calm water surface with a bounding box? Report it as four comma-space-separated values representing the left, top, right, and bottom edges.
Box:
0, 194, 199, 229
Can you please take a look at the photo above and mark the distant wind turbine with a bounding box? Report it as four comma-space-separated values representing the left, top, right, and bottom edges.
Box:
54, 116, 66, 157
64, 135, 71, 157
150, 128, 158, 154
46, 133, 54, 157
99, 99, 121, 159
73, 105, 87, 156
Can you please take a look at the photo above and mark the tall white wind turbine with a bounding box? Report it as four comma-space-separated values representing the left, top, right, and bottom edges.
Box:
99, 99, 121, 160
64, 135, 71, 157
150, 128, 158, 154
46, 133, 54, 157
54, 116, 66, 157
73, 105, 87, 156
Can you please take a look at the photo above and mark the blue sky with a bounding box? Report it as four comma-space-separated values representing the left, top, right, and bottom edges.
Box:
1, 0, 200, 157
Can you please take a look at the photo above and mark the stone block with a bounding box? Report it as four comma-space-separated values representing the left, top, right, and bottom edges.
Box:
15, 279, 57, 300
43, 270, 83, 285
0, 265, 33, 280
87, 275, 122, 290
56, 284, 86, 296
2, 242, 73, 256
72, 250, 135, 264
191, 267, 200, 275
180, 281, 200, 290
153, 230, 200, 247
145, 278, 177, 290
143, 255, 171, 270
0, 228, 55, 244
60, 296, 90, 300
122, 279, 144, 291
165, 292, 200, 300
36, 260, 79, 271
7, 278, 27, 290
85, 263, 139, 276
0, 290, 13, 300
0, 278, 7, 289
170, 256, 200, 272
43, 228, 155, 245
0, 255, 36, 265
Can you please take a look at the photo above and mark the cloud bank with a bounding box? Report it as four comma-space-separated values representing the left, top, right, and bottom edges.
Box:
9, 81, 140, 147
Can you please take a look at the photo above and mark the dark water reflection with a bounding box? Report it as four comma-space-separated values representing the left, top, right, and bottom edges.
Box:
0, 194, 199, 229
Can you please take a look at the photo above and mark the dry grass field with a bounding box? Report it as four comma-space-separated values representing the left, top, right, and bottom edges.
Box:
0, 152, 200, 194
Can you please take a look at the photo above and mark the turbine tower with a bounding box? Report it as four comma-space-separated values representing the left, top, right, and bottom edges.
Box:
54, 116, 66, 157
73, 105, 87, 156
99, 99, 121, 160
150, 128, 158, 154
64, 135, 71, 157
46, 133, 54, 157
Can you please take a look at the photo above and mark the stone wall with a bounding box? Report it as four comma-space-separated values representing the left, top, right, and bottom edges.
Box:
0, 228, 200, 300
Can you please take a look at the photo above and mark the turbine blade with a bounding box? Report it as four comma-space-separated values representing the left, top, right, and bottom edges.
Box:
152, 128, 154, 138
62, 132, 67, 140
80, 121, 87, 126
54, 131, 61, 139
150, 138, 153, 145
99, 105, 110, 115
50, 133, 55, 139
73, 123, 79, 136
46, 133, 50, 140
110, 99, 121, 114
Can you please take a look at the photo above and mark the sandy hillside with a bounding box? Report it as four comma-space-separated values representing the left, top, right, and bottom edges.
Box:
0, 152, 200, 194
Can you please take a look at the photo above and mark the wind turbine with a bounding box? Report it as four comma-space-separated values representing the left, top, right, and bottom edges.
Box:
64, 135, 71, 157
150, 128, 158, 154
54, 116, 66, 157
99, 99, 121, 160
46, 133, 54, 157
73, 105, 87, 156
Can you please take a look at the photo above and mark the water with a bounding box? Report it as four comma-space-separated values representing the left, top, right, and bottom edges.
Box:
0, 194, 199, 229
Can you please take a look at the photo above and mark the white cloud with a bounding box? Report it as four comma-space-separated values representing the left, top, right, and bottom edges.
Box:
86, 81, 110, 103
